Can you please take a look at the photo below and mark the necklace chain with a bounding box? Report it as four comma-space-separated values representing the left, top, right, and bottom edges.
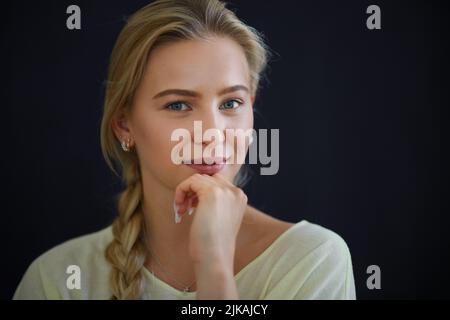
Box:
148, 247, 196, 293
142, 218, 196, 293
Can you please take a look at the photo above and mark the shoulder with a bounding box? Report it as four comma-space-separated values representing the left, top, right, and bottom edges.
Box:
246, 206, 351, 260
245, 207, 355, 299
13, 226, 113, 300
38, 226, 113, 263
285, 220, 351, 257
32, 225, 113, 272
264, 219, 356, 299
262, 217, 352, 266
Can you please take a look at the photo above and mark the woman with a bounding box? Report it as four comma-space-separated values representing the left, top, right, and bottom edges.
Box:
14, 0, 356, 300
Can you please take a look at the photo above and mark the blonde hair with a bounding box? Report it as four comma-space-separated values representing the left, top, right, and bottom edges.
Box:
100, 0, 270, 299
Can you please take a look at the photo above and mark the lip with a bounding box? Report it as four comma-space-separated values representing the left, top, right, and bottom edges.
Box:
183, 163, 226, 175
186, 157, 229, 165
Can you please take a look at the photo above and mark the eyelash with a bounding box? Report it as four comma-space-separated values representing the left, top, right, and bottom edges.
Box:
164, 99, 244, 112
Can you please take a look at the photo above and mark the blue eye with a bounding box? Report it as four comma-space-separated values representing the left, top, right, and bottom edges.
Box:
220, 99, 243, 110
166, 102, 190, 111
165, 99, 243, 112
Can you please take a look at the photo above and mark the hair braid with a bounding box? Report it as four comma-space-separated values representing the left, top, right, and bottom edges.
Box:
105, 161, 147, 299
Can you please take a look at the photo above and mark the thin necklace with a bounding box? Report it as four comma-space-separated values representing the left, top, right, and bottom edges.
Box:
141, 218, 196, 293
148, 246, 196, 293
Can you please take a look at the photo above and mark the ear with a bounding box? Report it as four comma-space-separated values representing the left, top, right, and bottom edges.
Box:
251, 95, 255, 106
111, 111, 132, 142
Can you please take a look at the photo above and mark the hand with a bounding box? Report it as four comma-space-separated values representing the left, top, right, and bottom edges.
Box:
174, 173, 248, 266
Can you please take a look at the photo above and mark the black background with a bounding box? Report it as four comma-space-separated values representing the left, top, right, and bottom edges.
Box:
2, 0, 449, 299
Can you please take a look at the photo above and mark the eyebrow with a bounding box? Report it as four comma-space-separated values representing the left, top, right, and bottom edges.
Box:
152, 85, 249, 99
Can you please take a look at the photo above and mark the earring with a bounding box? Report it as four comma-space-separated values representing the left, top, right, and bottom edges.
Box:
121, 137, 132, 152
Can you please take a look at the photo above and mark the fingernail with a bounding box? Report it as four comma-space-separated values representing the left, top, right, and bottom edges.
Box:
173, 201, 182, 224
187, 207, 194, 216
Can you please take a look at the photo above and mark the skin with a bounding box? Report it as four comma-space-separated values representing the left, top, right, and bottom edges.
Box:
112, 36, 293, 299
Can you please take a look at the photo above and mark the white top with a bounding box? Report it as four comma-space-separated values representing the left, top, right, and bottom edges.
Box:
13, 220, 356, 299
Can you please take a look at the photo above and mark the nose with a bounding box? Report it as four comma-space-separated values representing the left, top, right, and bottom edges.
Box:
191, 107, 228, 158
199, 107, 226, 135
191, 107, 226, 143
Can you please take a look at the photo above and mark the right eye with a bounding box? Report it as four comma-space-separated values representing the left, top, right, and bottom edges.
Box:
165, 101, 191, 112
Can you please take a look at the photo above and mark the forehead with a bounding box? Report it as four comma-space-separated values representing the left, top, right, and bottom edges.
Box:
143, 37, 250, 94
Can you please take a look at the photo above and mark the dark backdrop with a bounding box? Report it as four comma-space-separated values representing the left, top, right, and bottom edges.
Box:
2, 0, 449, 299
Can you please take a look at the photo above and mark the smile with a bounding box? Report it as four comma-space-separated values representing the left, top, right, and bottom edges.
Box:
182, 157, 227, 175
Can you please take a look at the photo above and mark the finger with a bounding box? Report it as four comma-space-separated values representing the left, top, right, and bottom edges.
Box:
190, 195, 199, 208
187, 196, 195, 215
174, 174, 214, 214
181, 193, 197, 216
197, 172, 229, 188
212, 172, 235, 187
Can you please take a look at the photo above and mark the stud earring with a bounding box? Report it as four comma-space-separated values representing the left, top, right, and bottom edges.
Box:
121, 137, 132, 152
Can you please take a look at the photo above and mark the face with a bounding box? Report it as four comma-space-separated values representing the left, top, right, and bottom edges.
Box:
113, 36, 255, 190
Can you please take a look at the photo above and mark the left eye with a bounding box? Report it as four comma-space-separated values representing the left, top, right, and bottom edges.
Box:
220, 100, 242, 110
166, 102, 190, 111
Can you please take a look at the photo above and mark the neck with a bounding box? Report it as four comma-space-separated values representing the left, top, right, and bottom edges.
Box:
141, 176, 192, 257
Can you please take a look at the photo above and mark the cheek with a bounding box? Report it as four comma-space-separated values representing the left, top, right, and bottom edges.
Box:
228, 111, 254, 150
133, 119, 175, 165
234, 107, 254, 130
225, 111, 253, 182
